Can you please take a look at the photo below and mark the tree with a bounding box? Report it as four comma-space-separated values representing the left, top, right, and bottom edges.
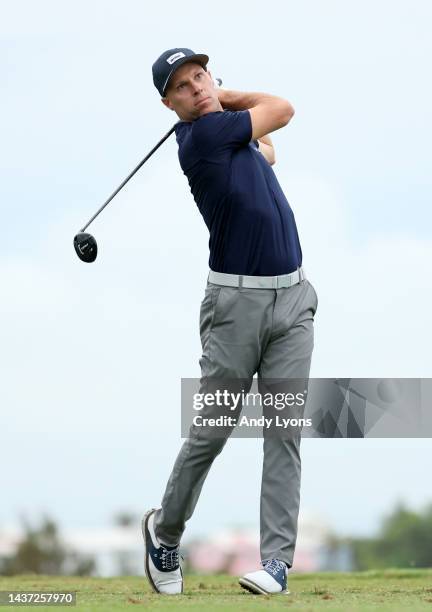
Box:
1, 516, 95, 576
351, 502, 432, 570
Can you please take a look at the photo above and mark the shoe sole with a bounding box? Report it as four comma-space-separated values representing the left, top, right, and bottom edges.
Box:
239, 577, 290, 595
141, 509, 184, 595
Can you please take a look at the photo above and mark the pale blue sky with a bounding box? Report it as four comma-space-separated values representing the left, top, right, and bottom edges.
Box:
1, 0, 431, 542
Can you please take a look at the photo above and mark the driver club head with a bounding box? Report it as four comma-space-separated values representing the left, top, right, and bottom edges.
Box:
73, 232, 98, 263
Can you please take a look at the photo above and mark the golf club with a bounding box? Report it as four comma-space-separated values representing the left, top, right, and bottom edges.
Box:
73, 124, 176, 263
73, 77, 223, 263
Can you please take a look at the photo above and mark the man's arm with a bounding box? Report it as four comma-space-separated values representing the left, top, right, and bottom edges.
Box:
217, 89, 294, 140
257, 134, 275, 166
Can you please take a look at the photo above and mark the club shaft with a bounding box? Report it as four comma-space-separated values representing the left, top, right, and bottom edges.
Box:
80, 124, 177, 232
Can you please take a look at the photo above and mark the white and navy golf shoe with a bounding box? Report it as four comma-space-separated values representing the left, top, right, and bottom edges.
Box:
141, 508, 183, 595
239, 558, 289, 595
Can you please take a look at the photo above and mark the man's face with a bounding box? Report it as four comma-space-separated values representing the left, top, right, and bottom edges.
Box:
162, 62, 222, 121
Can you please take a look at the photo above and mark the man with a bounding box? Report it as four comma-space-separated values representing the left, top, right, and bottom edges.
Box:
142, 48, 318, 596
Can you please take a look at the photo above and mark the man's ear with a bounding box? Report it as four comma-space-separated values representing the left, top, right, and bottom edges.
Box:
206, 69, 214, 86
162, 97, 174, 111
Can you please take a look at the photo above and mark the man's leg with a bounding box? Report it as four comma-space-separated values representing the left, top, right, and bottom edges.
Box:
258, 279, 318, 568
153, 281, 270, 546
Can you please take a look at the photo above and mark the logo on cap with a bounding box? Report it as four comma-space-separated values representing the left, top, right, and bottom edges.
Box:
167, 52, 186, 65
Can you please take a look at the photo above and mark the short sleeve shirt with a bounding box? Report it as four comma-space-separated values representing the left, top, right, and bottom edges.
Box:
174, 110, 302, 276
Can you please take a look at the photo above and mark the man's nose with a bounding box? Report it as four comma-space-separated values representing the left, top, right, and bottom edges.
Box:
192, 81, 203, 94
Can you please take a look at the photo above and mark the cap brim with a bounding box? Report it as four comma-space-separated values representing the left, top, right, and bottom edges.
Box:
162, 54, 209, 96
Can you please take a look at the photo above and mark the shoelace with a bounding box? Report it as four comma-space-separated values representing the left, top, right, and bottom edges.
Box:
160, 546, 180, 570
262, 558, 287, 577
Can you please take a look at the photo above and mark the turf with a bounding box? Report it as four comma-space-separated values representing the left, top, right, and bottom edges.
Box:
1, 570, 432, 610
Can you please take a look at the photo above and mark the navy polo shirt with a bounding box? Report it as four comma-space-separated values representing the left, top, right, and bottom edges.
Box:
175, 110, 302, 276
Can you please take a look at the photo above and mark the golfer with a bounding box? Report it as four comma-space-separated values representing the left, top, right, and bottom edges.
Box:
142, 48, 318, 596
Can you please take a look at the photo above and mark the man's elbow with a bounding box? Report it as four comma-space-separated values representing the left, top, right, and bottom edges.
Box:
281, 102, 295, 126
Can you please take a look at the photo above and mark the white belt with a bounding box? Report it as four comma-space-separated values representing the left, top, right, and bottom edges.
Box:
208, 266, 306, 289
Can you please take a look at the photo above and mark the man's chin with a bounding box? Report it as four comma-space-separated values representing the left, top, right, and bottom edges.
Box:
182, 101, 217, 121
195, 97, 218, 117
197, 107, 215, 117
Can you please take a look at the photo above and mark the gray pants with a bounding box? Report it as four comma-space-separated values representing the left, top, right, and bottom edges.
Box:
154, 276, 318, 568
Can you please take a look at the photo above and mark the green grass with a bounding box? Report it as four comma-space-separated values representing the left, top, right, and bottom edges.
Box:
1, 570, 432, 611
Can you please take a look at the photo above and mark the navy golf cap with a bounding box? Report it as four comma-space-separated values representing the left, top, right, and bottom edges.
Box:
152, 48, 209, 97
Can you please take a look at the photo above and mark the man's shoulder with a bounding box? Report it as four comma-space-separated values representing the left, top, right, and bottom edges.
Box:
175, 110, 252, 163
191, 110, 252, 148
194, 110, 249, 127
176, 110, 249, 134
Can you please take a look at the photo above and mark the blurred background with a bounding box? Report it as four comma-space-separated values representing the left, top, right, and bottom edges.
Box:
1, 0, 431, 576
